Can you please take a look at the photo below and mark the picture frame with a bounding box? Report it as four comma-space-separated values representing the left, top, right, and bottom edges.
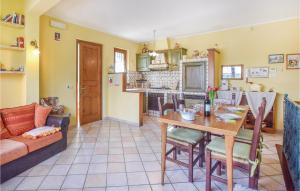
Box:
248, 67, 269, 78
269, 54, 284, 64
286, 53, 300, 69
221, 65, 243, 80
54, 32, 61, 41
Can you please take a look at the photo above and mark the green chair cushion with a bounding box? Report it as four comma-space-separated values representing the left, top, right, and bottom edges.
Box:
167, 126, 204, 144
206, 137, 251, 163
236, 129, 253, 142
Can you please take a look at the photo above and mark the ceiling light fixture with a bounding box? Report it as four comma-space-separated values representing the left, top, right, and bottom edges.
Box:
149, 30, 157, 57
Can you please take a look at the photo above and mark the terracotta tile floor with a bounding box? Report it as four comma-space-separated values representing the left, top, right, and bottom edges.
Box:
1, 116, 285, 191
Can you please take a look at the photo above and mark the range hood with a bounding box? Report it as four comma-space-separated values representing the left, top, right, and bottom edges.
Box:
148, 38, 174, 70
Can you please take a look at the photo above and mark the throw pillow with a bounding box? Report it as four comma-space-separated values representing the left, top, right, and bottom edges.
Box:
35, 104, 52, 127
1, 103, 36, 136
22, 126, 61, 139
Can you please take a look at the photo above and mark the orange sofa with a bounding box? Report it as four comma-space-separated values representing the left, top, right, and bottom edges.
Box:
0, 104, 70, 183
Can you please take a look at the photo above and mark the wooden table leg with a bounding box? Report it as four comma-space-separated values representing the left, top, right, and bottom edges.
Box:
225, 135, 234, 191
161, 123, 167, 185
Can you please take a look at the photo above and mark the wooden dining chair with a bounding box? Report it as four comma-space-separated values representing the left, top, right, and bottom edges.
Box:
158, 97, 206, 182
235, 97, 268, 144
205, 98, 266, 190
172, 94, 185, 111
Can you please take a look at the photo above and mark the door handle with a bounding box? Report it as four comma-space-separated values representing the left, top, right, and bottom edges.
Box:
81, 87, 86, 90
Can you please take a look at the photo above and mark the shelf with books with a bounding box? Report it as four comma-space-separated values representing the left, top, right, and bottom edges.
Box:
0, 21, 24, 28
1, 12, 25, 26
0, 44, 25, 51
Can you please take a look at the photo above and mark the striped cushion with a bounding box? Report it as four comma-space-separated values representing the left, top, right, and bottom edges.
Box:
0, 113, 13, 139
1, 103, 36, 136
35, 105, 52, 127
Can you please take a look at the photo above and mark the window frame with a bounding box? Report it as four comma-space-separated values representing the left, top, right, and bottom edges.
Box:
114, 48, 127, 73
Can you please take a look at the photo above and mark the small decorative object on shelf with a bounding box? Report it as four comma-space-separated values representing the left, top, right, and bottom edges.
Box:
174, 43, 181, 49
17, 37, 25, 48
40, 97, 65, 115
192, 50, 200, 58
141, 44, 149, 53
1, 12, 25, 25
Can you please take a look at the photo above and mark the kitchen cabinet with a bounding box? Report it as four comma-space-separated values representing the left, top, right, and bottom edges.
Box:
136, 53, 151, 72
168, 48, 187, 71
148, 93, 164, 111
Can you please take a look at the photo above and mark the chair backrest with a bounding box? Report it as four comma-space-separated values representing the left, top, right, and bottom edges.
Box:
249, 97, 267, 161
158, 97, 175, 116
172, 94, 185, 111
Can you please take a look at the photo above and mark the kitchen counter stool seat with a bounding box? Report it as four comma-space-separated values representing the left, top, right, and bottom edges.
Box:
235, 128, 253, 143
167, 126, 205, 145
206, 137, 251, 163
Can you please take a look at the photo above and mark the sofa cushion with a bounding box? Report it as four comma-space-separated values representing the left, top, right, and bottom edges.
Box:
1, 103, 36, 136
11, 132, 63, 152
35, 105, 52, 127
0, 110, 13, 140
0, 139, 28, 165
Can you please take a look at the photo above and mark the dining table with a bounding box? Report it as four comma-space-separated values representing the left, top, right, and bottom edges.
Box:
159, 105, 249, 191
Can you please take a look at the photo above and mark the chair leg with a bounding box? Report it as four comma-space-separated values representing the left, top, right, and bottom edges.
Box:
249, 165, 260, 189
198, 141, 204, 167
173, 147, 177, 160
216, 162, 222, 176
188, 144, 194, 182
206, 149, 212, 191
206, 132, 211, 143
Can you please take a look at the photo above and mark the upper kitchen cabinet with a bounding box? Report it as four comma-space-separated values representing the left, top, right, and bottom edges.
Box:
168, 48, 187, 71
136, 53, 151, 72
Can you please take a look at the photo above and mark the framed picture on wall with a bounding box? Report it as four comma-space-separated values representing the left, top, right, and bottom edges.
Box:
286, 53, 300, 69
269, 54, 284, 64
221, 65, 243, 80
248, 67, 269, 78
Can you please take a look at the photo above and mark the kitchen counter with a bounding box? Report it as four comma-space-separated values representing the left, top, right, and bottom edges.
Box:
126, 88, 206, 95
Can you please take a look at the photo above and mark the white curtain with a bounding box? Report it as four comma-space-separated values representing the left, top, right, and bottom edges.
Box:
245, 92, 276, 120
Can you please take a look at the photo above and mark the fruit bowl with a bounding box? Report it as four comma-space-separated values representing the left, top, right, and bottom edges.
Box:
180, 109, 196, 121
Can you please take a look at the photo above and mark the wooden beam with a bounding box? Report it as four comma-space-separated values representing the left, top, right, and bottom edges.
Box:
207, 48, 220, 87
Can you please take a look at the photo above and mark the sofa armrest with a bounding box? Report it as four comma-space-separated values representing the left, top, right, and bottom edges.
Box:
46, 114, 70, 136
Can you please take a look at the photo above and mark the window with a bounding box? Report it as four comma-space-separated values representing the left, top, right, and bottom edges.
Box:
114, 48, 127, 73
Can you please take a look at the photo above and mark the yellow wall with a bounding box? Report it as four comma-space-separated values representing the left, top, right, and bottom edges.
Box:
40, 15, 139, 125
0, 0, 26, 108
0, 0, 60, 108
107, 74, 140, 124
143, 19, 300, 129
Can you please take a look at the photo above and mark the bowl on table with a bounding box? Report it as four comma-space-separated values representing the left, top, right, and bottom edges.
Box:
180, 108, 197, 121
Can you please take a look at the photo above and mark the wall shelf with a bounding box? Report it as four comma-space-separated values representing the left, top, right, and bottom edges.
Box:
0, 44, 25, 51
0, 21, 25, 28
0, 71, 25, 74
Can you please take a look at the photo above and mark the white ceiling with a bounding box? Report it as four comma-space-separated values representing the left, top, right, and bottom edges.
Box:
46, 0, 299, 42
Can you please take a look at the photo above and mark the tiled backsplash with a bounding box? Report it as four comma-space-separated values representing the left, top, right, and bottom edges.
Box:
127, 71, 181, 90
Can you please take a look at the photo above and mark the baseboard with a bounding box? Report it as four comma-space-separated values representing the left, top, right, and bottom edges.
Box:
104, 116, 140, 127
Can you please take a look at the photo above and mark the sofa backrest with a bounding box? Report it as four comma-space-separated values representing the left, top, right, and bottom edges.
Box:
0, 103, 36, 137
0, 110, 12, 140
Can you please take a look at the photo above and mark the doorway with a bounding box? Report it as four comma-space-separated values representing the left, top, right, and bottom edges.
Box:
76, 40, 102, 126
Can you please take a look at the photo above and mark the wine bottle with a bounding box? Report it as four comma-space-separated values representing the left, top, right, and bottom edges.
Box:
204, 93, 211, 116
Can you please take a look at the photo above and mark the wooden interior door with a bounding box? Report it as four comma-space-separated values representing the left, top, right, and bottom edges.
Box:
78, 40, 102, 125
